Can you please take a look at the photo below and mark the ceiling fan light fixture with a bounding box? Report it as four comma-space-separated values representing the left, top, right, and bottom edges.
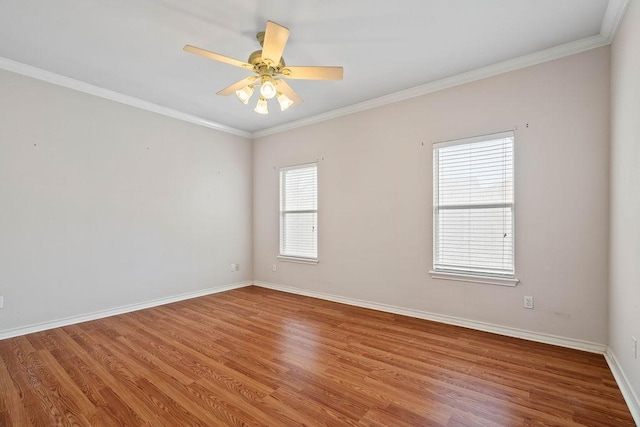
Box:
260, 76, 277, 99
235, 85, 254, 104
277, 92, 294, 111
184, 20, 341, 114
254, 96, 269, 114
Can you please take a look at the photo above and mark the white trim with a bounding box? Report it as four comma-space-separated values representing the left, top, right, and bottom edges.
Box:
604, 348, 640, 425
254, 0, 630, 139
0, 1, 628, 140
277, 256, 319, 265
433, 130, 514, 149
252, 281, 606, 354
0, 56, 250, 139
251, 34, 609, 139
2, 278, 632, 419
280, 161, 318, 172
0, 281, 251, 340
429, 271, 519, 287
601, 0, 630, 43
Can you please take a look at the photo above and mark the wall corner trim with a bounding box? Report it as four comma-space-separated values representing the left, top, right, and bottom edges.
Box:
604, 348, 640, 425
0, 281, 252, 340
252, 281, 607, 354
0, 56, 251, 139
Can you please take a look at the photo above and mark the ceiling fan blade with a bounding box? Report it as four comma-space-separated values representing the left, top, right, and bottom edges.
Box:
183, 45, 253, 70
216, 76, 258, 96
281, 66, 343, 80
275, 79, 303, 105
261, 21, 290, 66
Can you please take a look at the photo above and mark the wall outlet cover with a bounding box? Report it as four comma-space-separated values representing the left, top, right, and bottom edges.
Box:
524, 296, 534, 309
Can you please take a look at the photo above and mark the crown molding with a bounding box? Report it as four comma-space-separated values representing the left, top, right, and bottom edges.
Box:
601, 0, 630, 43
1, 0, 629, 141
252, 34, 609, 139
253, 0, 630, 139
0, 56, 251, 139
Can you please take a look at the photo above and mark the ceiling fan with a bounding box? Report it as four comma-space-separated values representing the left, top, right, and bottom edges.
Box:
184, 21, 343, 114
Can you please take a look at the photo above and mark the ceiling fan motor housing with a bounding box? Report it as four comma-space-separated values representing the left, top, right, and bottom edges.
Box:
248, 49, 285, 75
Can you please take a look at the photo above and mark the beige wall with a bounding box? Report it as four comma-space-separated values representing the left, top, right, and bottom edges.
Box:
254, 47, 611, 345
610, 0, 640, 405
0, 41, 616, 352
0, 69, 253, 334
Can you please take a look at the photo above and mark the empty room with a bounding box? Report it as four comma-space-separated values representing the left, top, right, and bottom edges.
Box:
0, 0, 638, 425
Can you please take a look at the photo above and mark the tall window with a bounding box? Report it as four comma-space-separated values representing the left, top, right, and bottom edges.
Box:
279, 163, 318, 261
433, 131, 514, 279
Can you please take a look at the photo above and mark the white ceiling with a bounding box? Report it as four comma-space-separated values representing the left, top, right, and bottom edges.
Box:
0, 0, 615, 135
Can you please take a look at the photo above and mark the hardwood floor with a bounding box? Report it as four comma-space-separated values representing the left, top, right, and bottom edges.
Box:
0, 286, 634, 426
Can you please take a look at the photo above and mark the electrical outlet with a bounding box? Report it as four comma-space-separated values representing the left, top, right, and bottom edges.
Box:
272, 264, 277, 272
633, 337, 637, 359
230, 263, 236, 272
524, 296, 534, 309
0, 296, 3, 309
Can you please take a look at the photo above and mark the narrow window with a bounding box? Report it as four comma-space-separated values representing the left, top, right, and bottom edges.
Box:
433, 131, 514, 279
279, 163, 318, 261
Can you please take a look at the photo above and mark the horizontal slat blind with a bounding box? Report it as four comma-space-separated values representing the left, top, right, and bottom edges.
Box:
280, 163, 318, 259
433, 132, 514, 277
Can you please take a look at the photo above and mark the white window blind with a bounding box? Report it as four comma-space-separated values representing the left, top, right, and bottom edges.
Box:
280, 163, 318, 260
433, 131, 514, 278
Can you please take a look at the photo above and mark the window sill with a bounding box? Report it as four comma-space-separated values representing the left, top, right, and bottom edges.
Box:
429, 270, 519, 287
277, 256, 319, 265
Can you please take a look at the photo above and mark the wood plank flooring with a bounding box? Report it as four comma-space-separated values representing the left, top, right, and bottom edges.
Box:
0, 286, 634, 426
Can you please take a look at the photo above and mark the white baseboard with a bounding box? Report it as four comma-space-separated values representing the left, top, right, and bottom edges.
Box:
605, 348, 640, 426
3, 279, 636, 423
253, 281, 640, 420
0, 281, 252, 340
252, 281, 607, 354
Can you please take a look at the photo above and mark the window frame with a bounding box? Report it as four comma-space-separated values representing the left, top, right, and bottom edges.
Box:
277, 162, 319, 265
430, 131, 519, 286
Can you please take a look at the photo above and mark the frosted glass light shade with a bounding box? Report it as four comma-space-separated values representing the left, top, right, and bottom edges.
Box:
254, 97, 268, 114
235, 86, 254, 104
277, 92, 294, 111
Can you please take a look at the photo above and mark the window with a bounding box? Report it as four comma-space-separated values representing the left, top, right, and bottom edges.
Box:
279, 163, 318, 262
432, 131, 516, 284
